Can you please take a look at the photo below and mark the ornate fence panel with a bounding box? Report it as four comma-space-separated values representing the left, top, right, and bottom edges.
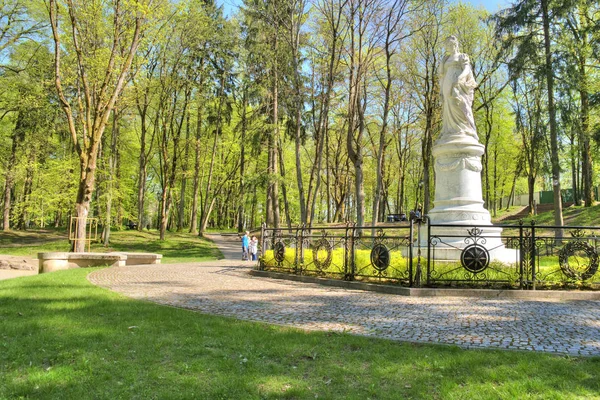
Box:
352, 226, 414, 285
299, 226, 350, 279
259, 223, 415, 285
523, 223, 600, 289
260, 227, 303, 273
258, 219, 600, 290
426, 222, 521, 288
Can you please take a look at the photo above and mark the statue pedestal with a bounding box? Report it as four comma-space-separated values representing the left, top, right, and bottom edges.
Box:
428, 134, 490, 224
426, 134, 516, 263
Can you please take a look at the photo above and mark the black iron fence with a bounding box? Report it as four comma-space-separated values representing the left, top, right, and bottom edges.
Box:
258, 219, 600, 290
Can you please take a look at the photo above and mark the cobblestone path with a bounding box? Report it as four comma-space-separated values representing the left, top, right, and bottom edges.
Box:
88, 235, 600, 356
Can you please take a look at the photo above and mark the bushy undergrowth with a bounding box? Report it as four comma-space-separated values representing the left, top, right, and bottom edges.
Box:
262, 248, 409, 281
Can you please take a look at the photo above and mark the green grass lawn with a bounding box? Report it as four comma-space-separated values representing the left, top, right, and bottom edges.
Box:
0, 229, 221, 264
497, 203, 600, 227
491, 206, 528, 223
531, 203, 600, 226
1, 269, 599, 399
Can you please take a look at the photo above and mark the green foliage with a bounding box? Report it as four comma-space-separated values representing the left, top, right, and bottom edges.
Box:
262, 248, 409, 281
0, 0, 598, 237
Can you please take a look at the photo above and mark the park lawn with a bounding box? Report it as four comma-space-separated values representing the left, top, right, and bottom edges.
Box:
0, 230, 221, 264
497, 203, 600, 226
1, 270, 599, 400
531, 203, 600, 226
491, 206, 528, 223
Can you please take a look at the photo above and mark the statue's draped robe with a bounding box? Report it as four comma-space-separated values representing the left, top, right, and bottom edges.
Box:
439, 53, 478, 140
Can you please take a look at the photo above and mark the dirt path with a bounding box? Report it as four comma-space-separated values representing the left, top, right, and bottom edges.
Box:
0, 255, 38, 280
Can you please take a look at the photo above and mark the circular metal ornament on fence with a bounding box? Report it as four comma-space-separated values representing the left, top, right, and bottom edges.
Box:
558, 241, 599, 281
460, 244, 490, 274
312, 238, 333, 271
370, 243, 390, 271
273, 241, 286, 263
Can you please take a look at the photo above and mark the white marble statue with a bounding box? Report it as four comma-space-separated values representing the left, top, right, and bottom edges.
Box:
439, 35, 478, 142
426, 36, 516, 263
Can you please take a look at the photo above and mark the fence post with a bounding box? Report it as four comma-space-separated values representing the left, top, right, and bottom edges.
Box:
518, 219, 524, 289
344, 223, 350, 280
425, 217, 430, 287
259, 222, 266, 270
350, 223, 357, 280
531, 220, 536, 290
300, 225, 306, 274
409, 218, 414, 287
294, 226, 300, 274
271, 226, 276, 263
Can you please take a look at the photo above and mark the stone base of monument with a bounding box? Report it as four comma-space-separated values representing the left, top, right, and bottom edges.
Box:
419, 224, 519, 264
421, 131, 520, 265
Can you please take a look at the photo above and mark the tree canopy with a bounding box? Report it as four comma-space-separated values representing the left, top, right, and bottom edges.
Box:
1, 0, 599, 242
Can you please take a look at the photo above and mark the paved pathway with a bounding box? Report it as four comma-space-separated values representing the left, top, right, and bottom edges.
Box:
89, 234, 600, 357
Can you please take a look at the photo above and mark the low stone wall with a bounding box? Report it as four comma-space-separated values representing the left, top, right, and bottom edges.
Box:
38, 252, 162, 273
110, 252, 162, 266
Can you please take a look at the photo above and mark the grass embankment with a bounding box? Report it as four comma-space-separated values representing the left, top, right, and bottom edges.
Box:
1, 270, 599, 399
0, 229, 221, 264
494, 203, 600, 226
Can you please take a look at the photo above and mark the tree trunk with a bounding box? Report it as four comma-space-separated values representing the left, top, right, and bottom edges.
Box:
292, 29, 306, 225
541, 0, 563, 234
190, 100, 203, 234
580, 68, 593, 207
271, 28, 281, 229
372, 46, 392, 232
137, 106, 149, 231
305, 2, 342, 226
18, 151, 35, 230
353, 85, 367, 227
570, 129, 579, 206
278, 145, 292, 229
2, 112, 23, 231
74, 150, 99, 252
178, 112, 191, 231
104, 109, 120, 245
528, 174, 535, 215
237, 87, 247, 232
493, 146, 498, 217
200, 76, 224, 236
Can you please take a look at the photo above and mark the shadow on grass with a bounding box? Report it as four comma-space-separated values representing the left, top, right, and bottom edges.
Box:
0, 269, 599, 399
0, 229, 221, 262
93, 230, 222, 262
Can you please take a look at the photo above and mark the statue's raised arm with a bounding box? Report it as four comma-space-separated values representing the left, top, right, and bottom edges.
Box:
439, 35, 478, 142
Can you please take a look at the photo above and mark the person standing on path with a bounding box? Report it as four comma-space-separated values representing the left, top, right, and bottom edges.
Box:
249, 235, 258, 261
241, 231, 250, 260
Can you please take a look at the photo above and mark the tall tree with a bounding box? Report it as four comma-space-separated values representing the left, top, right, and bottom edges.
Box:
48, 0, 149, 251
344, 0, 383, 227
406, 0, 444, 213
495, 0, 573, 234
371, 0, 413, 230
560, 0, 596, 206
305, 0, 347, 226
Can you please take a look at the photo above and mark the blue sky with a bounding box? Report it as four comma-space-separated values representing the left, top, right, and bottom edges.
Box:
469, 0, 511, 11
218, 0, 512, 18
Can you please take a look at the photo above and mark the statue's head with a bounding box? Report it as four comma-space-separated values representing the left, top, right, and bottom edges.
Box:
444, 35, 460, 53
